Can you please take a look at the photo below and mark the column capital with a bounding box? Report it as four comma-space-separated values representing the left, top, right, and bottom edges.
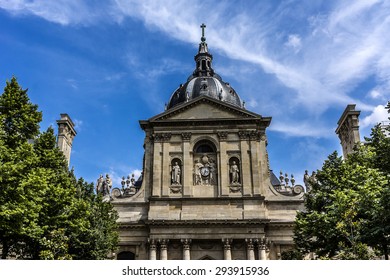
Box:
181, 132, 192, 141
245, 238, 255, 250
217, 131, 228, 141
222, 238, 232, 250
238, 130, 262, 141
148, 238, 157, 249
159, 239, 169, 247
152, 133, 172, 142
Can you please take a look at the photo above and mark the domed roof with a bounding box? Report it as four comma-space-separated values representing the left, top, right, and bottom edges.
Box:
167, 24, 244, 110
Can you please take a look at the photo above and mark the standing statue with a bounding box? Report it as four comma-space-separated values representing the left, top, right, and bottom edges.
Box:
303, 170, 311, 190
96, 174, 104, 194
230, 161, 240, 184
194, 160, 203, 185
171, 162, 181, 185
102, 174, 112, 196
131, 174, 136, 186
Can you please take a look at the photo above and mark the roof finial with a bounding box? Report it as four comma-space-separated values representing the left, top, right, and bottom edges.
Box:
200, 23, 206, 42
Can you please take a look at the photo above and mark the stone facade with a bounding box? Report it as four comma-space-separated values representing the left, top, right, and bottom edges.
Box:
112, 97, 304, 259
110, 26, 305, 260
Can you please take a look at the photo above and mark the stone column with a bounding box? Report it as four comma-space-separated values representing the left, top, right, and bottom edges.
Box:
159, 239, 168, 260
223, 239, 232, 260
245, 239, 255, 260
181, 239, 192, 260
149, 239, 157, 260
258, 238, 267, 260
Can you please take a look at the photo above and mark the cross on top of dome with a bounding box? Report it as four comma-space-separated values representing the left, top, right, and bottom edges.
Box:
200, 23, 206, 42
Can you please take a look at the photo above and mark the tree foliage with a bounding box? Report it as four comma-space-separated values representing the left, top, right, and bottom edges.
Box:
294, 102, 390, 259
0, 77, 118, 259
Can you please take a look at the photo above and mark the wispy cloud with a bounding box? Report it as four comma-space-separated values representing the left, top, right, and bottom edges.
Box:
270, 121, 332, 138
73, 119, 83, 131
0, 0, 119, 25
2, 0, 390, 138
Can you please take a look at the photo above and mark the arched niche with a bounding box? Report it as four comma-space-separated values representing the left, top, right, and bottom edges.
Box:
228, 156, 241, 185
193, 140, 217, 186
171, 158, 182, 185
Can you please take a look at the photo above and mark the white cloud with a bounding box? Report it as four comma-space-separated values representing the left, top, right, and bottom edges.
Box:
361, 104, 388, 128
285, 34, 302, 53
368, 89, 383, 99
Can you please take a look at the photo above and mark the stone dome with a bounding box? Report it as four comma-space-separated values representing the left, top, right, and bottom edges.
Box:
166, 24, 243, 110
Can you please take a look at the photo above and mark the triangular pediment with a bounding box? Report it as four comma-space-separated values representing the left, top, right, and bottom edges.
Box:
150, 96, 262, 122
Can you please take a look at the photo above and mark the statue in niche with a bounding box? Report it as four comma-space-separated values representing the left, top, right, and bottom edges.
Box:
171, 161, 181, 185
230, 161, 240, 184
194, 159, 204, 185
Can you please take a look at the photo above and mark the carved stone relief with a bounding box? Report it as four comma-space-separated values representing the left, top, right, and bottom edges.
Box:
193, 154, 217, 186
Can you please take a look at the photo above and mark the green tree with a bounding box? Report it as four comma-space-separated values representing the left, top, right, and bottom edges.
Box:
294, 105, 390, 259
0, 77, 118, 259
67, 178, 119, 260
0, 77, 43, 258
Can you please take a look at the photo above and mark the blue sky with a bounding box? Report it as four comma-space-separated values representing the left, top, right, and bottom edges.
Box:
1, 0, 389, 187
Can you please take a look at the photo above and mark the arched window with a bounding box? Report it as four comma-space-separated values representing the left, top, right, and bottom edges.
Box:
194, 140, 216, 153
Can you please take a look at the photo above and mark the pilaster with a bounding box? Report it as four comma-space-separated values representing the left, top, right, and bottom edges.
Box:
219, 141, 229, 196
152, 138, 162, 197
182, 133, 192, 197
239, 132, 252, 196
